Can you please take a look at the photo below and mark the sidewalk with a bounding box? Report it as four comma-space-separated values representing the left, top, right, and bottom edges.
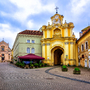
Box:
49, 66, 90, 82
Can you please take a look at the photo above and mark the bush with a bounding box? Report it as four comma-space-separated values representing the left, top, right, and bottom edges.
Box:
38, 61, 44, 67
30, 64, 34, 67
15, 59, 17, 61
41, 63, 44, 66
62, 65, 67, 69
44, 63, 47, 66
34, 63, 38, 66
15, 61, 20, 66
74, 67, 80, 71
15, 62, 25, 68
73, 67, 81, 74
62, 65, 68, 71
29, 64, 34, 69
20, 63, 25, 68
38, 64, 42, 67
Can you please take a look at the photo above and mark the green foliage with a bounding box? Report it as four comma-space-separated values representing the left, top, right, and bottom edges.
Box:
34, 63, 38, 66
74, 67, 80, 71
20, 63, 25, 67
44, 63, 47, 66
15, 61, 25, 68
38, 64, 42, 67
30, 61, 32, 65
15, 59, 17, 61
62, 65, 67, 69
30, 64, 34, 67
41, 63, 44, 66
15, 61, 19, 66
38, 61, 43, 67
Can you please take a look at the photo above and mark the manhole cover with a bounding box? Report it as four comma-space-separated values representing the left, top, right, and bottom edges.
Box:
45, 78, 53, 80
35, 70, 39, 71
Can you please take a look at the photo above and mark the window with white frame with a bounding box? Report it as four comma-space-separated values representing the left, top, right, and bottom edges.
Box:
32, 40, 35, 43
81, 44, 84, 51
27, 40, 30, 43
31, 48, 35, 53
27, 48, 30, 53
85, 42, 88, 49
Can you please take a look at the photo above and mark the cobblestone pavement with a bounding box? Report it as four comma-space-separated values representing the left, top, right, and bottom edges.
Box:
0, 63, 90, 90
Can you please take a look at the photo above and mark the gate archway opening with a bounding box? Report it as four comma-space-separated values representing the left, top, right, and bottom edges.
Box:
54, 49, 63, 65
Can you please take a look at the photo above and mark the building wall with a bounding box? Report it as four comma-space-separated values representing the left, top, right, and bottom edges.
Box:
0, 41, 11, 62
13, 34, 42, 63
77, 31, 90, 67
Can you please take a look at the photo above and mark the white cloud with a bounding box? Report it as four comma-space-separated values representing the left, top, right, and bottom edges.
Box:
26, 20, 34, 29
0, 23, 21, 48
70, 0, 90, 16
9, 0, 55, 23
73, 30, 79, 39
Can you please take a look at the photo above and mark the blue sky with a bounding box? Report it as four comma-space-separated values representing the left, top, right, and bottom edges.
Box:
0, 0, 90, 49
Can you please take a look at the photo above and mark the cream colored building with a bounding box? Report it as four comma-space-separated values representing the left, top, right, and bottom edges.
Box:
0, 40, 11, 62
77, 26, 90, 67
41, 13, 78, 66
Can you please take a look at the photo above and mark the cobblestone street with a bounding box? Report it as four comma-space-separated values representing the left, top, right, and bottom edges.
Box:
0, 62, 90, 90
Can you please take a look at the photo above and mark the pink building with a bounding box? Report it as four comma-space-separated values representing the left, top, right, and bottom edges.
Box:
0, 40, 11, 62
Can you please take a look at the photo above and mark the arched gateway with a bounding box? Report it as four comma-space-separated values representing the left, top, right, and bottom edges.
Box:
51, 46, 64, 66
54, 49, 63, 65
41, 13, 78, 66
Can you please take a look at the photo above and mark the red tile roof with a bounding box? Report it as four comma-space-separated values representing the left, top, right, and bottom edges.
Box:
77, 27, 90, 42
19, 30, 43, 35
82, 27, 90, 36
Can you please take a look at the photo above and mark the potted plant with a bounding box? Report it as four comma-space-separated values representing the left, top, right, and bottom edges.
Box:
38, 61, 43, 67
38, 64, 42, 67
15, 61, 20, 67
44, 63, 47, 67
15, 59, 17, 61
34, 63, 38, 68
73, 67, 81, 74
30, 64, 34, 69
41, 63, 44, 67
20, 63, 25, 68
62, 65, 68, 71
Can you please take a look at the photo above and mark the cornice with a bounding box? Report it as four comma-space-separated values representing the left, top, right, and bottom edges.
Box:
19, 34, 42, 37
41, 37, 76, 41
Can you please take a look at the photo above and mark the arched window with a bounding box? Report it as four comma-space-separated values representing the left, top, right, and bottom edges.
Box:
81, 44, 84, 51
2, 54, 4, 56
78, 47, 80, 52
32, 40, 35, 43
27, 48, 30, 53
31, 48, 35, 53
8, 54, 10, 59
85, 42, 88, 49
1, 46, 5, 51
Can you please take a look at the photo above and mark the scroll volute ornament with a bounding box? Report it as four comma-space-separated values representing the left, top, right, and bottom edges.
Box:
42, 25, 47, 30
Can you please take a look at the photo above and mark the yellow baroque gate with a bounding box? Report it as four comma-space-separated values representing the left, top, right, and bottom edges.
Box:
41, 13, 78, 66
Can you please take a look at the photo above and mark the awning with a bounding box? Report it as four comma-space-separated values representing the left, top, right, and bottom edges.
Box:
19, 54, 45, 60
